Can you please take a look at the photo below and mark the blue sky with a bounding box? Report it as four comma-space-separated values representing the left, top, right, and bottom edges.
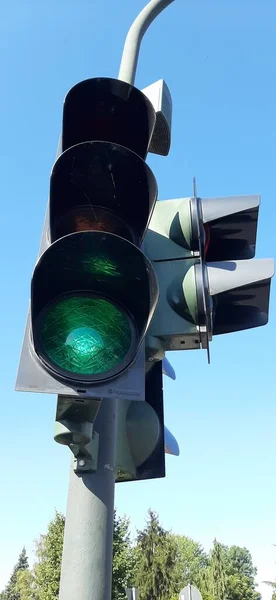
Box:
0, 0, 275, 598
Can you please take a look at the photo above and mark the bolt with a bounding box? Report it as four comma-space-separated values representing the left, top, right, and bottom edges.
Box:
79, 459, 86, 467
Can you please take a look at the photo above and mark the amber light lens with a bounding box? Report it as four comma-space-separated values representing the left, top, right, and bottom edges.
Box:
55, 206, 133, 241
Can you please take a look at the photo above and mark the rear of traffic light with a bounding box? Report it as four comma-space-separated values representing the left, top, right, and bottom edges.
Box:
145, 194, 274, 356
115, 360, 179, 482
17, 78, 159, 398
116, 361, 165, 482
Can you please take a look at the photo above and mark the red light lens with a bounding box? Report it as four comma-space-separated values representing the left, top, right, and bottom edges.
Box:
204, 224, 210, 257
54, 206, 134, 241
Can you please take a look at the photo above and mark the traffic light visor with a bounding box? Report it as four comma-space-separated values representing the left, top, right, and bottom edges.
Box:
62, 77, 156, 159
50, 141, 157, 246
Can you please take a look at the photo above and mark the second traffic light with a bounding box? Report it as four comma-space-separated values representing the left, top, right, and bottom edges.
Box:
16, 78, 160, 400
145, 194, 274, 356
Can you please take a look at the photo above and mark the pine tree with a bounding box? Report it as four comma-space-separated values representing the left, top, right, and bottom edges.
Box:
135, 509, 177, 600
210, 539, 227, 600
1, 547, 29, 600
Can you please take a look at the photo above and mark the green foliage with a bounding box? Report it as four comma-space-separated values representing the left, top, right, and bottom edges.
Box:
265, 582, 276, 589
264, 545, 276, 600
135, 509, 178, 600
15, 570, 35, 600
172, 534, 208, 591
0, 509, 263, 600
209, 539, 227, 600
197, 567, 214, 600
32, 511, 65, 600
112, 510, 136, 600
1, 548, 29, 600
227, 545, 257, 578
1, 510, 137, 600
225, 545, 261, 600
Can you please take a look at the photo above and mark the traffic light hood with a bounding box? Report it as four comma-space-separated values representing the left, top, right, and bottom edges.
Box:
50, 141, 157, 246
202, 194, 260, 261
207, 258, 274, 334
62, 77, 156, 159
145, 194, 261, 262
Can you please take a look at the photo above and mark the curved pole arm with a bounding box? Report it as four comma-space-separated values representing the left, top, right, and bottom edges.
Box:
118, 0, 175, 85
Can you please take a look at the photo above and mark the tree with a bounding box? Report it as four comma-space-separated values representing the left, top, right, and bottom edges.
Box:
112, 510, 136, 600
33, 511, 65, 600
226, 546, 261, 600
0, 509, 264, 600
209, 539, 227, 600
264, 545, 276, 600
171, 534, 209, 591
227, 546, 256, 578
3, 509, 137, 600
198, 568, 215, 600
1, 548, 29, 600
14, 570, 35, 600
266, 583, 276, 598
135, 509, 178, 600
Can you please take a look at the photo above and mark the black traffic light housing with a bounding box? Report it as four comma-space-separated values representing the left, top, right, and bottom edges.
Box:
16, 77, 160, 401
62, 78, 156, 158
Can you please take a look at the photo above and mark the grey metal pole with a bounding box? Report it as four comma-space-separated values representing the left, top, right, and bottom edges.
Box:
126, 588, 140, 600
58, 398, 118, 600
118, 0, 175, 85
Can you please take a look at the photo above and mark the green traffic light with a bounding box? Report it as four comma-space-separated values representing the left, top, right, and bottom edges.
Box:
38, 296, 132, 377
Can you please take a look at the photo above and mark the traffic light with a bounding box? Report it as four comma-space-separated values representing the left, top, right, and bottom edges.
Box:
145, 194, 274, 358
16, 77, 160, 401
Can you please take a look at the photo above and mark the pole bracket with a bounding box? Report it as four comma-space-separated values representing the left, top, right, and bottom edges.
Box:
73, 431, 99, 473
54, 395, 101, 472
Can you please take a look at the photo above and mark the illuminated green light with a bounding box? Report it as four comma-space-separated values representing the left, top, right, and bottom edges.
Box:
39, 296, 132, 377
81, 255, 121, 277
65, 327, 104, 357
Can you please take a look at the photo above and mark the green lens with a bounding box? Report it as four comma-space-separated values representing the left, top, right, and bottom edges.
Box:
39, 296, 132, 377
